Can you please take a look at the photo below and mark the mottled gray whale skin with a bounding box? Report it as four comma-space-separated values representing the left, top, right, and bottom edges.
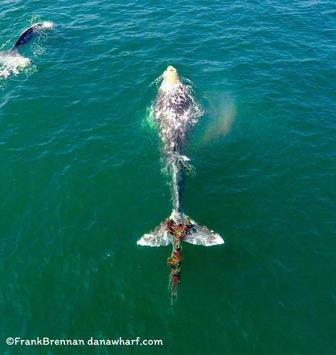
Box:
137, 66, 224, 247
154, 69, 193, 156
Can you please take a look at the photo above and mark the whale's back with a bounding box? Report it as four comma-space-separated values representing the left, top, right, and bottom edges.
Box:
154, 82, 196, 154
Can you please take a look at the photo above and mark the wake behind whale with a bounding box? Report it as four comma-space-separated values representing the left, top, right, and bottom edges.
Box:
138, 66, 224, 296
0, 21, 53, 79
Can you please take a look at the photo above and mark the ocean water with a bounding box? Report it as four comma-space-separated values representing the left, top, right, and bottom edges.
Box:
0, 1, 335, 354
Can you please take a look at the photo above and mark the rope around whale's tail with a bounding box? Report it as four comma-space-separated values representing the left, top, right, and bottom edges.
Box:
137, 211, 224, 298
137, 210, 224, 247
12, 21, 53, 50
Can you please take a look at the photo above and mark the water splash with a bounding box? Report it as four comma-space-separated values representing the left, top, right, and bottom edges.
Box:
0, 52, 31, 79
38, 21, 54, 30
149, 74, 163, 88
144, 105, 156, 129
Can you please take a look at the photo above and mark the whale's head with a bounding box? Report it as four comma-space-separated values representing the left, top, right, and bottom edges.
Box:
163, 65, 179, 85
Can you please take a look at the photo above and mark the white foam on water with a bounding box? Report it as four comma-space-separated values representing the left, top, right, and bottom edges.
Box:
0, 52, 31, 79
39, 21, 54, 29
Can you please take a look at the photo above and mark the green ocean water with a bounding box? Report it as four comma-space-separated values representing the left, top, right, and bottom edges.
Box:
1, 1, 335, 354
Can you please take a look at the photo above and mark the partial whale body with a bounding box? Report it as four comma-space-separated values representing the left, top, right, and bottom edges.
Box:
12, 21, 54, 50
0, 21, 53, 79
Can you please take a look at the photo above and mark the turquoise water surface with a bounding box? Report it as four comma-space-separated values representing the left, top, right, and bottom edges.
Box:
1, 1, 335, 354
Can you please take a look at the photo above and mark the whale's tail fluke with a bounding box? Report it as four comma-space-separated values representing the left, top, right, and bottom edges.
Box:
137, 211, 224, 247
137, 220, 172, 247
12, 21, 53, 50
137, 211, 223, 297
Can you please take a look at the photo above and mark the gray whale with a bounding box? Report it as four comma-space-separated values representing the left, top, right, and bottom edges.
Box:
137, 66, 224, 247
